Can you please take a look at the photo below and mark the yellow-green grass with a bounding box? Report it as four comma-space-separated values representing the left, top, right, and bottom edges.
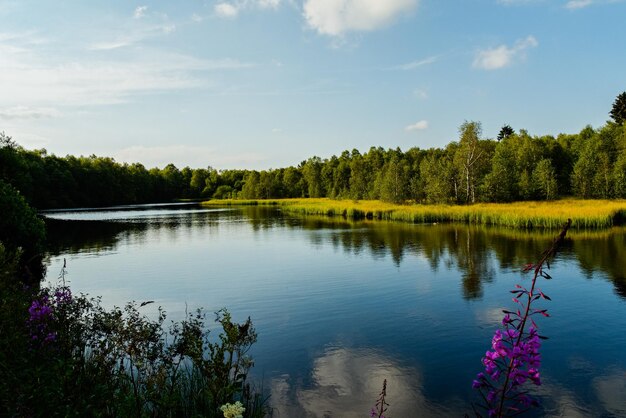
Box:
201, 198, 626, 229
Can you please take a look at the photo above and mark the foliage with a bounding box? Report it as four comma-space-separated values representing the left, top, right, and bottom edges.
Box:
0, 262, 269, 417
610, 91, 626, 125
0, 179, 45, 253
497, 125, 514, 142
532, 159, 558, 200
0, 179, 46, 282
3, 109, 626, 210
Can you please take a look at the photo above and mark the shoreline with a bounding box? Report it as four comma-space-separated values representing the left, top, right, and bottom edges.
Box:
201, 198, 626, 229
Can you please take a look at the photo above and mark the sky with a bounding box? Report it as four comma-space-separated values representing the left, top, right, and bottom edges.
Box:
1, 0, 625, 170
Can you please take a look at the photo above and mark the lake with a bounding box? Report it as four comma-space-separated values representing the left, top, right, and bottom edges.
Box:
42, 203, 626, 417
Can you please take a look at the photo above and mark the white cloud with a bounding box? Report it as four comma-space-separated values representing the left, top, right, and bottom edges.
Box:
565, 0, 593, 9
191, 13, 204, 22
214, 0, 282, 18
413, 88, 428, 99
391, 55, 437, 70
215, 2, 240, 18
303, 0, 418, 36
497, 0, 543, 4
593, 370, 626, 416
473, 35, 538, 70
0, 34, 255, 107
405, 120, 428, 131
258, 0, 281, 9
0, 106, 61, 120
134, 6, 148, 19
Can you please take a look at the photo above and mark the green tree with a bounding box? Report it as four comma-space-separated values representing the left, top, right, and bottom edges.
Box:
610, 91, 626, 125
349, 151, 370, 200
419, 150, 456, 204
0, 179, 46, 282
333, 150, 352, 198
379, 157, 409, 203
241, 171, 260, 199
613, 152, 626, 198
532, 159, 558, 200
213, 184, 234, 199
497, 125, 514, 141
481, 139, 518, 202
454, 122, 492, 203
302, 157, 324, 198
282, 166, 304, 197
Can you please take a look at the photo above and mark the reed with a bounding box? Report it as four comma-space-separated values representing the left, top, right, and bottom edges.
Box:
202, 198, 626, 229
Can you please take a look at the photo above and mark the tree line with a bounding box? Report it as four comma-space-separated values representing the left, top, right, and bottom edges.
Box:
1, 94, 626, 210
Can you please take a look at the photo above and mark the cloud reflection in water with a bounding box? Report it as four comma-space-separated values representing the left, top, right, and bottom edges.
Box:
269, 346, 458, 417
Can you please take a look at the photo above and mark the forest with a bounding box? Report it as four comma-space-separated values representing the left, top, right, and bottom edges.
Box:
1, 93, 626, 211
1, 122, 625, 209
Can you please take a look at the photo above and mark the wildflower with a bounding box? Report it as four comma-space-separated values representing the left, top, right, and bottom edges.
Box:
54, 287, 72, 305
27, 287, 72, 346
472, 219, 571, 417
220, 401, 245, 418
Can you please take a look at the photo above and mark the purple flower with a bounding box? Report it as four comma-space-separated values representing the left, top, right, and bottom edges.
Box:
472, 220, 570, 417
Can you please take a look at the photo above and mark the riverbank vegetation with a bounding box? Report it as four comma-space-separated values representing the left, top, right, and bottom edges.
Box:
0, 259, 268, 417
0, 142, 270, 417
203, 198, 626, 229
1, 96, 626, 210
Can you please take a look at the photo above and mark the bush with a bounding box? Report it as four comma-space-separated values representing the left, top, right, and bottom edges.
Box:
0, 179, 46, 283
0, 265, 270, 417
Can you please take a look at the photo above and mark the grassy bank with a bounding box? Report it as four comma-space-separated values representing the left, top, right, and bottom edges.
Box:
202, 198, 626, 229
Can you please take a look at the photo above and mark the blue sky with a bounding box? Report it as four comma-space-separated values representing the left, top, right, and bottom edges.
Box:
1, 0, 625, 169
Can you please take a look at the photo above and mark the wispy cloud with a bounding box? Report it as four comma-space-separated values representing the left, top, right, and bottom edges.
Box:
390, 56, 437, 70
0, 33, 255, 108
258, 0, 281, 9
214, 0, 282, 19
0, 106, 61, 120
565, 0, 626, 10
496, 0, 544, 5
473, 35, 538, 70
303, 0, 418, 36
405, 120, 429, 131
413, 88, 428, 99
565, 0, 593, 9
215, 2, 239, 18
134, 6, 148, 19
88, 23, 177, 51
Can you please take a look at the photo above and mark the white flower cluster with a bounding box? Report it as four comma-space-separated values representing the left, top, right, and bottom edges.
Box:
220, 401, 245, 418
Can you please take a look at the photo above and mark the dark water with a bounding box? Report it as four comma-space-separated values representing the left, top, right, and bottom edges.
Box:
43, 204, 626, 417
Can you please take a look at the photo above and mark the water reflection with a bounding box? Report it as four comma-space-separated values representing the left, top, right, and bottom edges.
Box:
44, 206, 626, 301
41, 204, 626, 417
270, 347, 457, 418
593, 370, 626, 416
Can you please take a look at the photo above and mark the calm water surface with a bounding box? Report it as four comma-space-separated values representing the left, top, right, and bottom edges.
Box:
43, 204, 626, 417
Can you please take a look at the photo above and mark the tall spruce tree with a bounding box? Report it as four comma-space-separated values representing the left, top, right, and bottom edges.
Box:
610, 91, 626, 125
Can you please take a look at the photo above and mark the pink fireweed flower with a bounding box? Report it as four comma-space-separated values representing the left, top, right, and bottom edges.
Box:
472, 219, 571, 417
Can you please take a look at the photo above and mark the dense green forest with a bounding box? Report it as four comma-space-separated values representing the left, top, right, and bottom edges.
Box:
1, 95, 626, 210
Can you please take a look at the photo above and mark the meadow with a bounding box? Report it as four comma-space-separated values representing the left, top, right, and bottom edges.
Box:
202, 198, 626, 229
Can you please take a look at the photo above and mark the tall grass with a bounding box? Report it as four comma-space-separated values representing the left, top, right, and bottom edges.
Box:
202, 198, 626, 229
